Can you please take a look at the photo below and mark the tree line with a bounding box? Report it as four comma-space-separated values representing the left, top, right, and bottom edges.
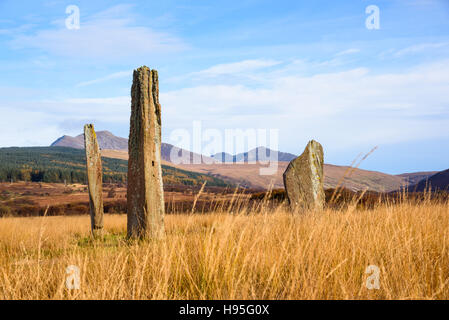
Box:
0, 146, 229, 187
0, 147, 127, 184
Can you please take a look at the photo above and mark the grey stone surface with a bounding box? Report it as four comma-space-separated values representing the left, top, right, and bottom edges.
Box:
127, 66, 165, 239
283, 140, 325, 211
84, 124, 104, 237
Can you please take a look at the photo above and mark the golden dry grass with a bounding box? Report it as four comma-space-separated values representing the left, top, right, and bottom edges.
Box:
0, 198, 448, 300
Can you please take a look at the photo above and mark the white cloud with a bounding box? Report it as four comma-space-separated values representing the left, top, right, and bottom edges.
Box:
0, 94, 131, 146
76, 70, 131, 87
1, 59, 449, 152
0, 107, 62, 146
35, 96, 131, 122
0, 23, 35, 35
161, 59, 449, 150
335, 48, 360, 56
394, 42, 449, 57
10, 5, 186, 60
192, 59, 282, 77
166, 59, 283, 85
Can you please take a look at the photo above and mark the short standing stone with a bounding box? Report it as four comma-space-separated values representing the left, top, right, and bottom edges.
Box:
283, 140, 325, 211
127, 66, 165, 239
84, 124, 104, 237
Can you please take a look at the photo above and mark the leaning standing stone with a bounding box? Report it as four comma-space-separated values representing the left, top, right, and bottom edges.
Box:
127, 66, 165, 239
84, 124, 104, 237
283, 140, 325, 211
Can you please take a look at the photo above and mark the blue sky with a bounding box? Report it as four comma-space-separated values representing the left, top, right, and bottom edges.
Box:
0, 0, 448, 174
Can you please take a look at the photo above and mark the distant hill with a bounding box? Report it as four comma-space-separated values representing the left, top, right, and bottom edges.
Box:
174, 162, 411, 192
408, 169, 449, 192
51, 132, 214, 164
212, 147, 296, 163
101, 150, 411, 192
52, 132, 295, 164
396, 171, 438, 186
51, 135, 85, 149
0, 147, 231, 187
161, 143, 214, 164
323, 164, 406, 192
51, 131, 128, 150
50, 132, 443, 192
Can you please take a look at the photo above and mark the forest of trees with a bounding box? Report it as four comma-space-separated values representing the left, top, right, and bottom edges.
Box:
0, 147, 229, 187
0, 147, 126, 184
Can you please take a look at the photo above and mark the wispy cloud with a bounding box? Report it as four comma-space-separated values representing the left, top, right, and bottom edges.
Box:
192, 59, 282, 77
0, 106, 63, 146
162, 59, 449, 149
403, 0, 447, 7
335, 48, 360, 56
76, 71, 132, 87
2, 59, 449, 150
9, 5, 186, 60
394, 42, 449, 57
0, 23, 36, 35
167, 59, 283, 84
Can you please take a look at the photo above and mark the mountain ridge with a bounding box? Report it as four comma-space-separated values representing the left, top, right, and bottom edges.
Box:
51, 132, 294, 164
51, 131, 128, 150
212, 146, 297, 163
51, 131, 215, 163
407, 169, 449, 192
396, 171, 438, 186
50, 131, 446, 192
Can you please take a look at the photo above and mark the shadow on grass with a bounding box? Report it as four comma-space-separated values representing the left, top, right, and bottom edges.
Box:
75, 231, 168, 248
75, 232, 128, 248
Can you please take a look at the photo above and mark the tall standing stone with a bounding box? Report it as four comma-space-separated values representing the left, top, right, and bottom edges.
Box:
84, 124, 104, 237
127, 66, 165, 239
283, 140, 325, 211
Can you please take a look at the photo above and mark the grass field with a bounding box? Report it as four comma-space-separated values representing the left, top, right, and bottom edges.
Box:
0, 195, 448, 300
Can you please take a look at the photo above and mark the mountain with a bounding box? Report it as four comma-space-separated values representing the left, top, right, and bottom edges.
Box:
212, 147, 297, 163
408, 169, 449, 192
396, 171, 438, 186
100, 150, 411, 192
175, 162, 409, 191
323, 164, 407, 192
161, 143, 214, 164
52, 133, 291, 164
50, 135, 85, 149
211, 152, 234, 162
51, 131, 128, 150
51, 132, 443, 192
51, 132, 214, 163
